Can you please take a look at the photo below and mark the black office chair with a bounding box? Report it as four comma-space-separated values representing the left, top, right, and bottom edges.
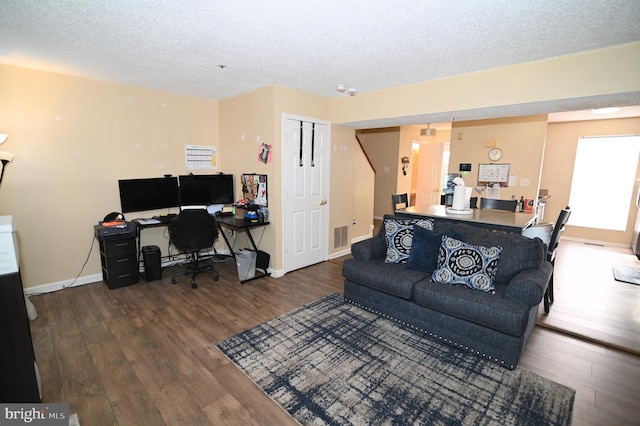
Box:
544, 206, 572, 313
479, 198, 517, 212
168, 209, 220, 289
391, 193, 409, 213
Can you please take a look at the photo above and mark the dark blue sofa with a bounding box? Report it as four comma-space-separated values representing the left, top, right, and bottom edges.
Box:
342, 216, 552, 369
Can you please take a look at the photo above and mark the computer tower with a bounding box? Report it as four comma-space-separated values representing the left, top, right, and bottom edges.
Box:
142, 245, 162, 281
256, 249, 270, 272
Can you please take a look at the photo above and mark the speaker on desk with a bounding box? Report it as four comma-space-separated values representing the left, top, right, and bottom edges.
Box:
142, 245, 162, 281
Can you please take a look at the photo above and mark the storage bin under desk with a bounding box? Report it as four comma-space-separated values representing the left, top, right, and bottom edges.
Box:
98, 237, 139, 289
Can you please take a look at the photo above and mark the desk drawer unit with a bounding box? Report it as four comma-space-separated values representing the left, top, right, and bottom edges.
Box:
99, 237, 139, 289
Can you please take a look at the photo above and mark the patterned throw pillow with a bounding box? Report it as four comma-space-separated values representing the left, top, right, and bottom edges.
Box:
384, 218, 434, 264
432, 236, 502, 293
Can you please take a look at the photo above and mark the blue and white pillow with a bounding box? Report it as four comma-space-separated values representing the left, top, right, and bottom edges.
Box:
384, 218, 434, 264
432, 236, 502, 292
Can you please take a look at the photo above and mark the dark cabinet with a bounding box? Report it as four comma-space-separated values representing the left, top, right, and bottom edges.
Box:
98, 236, 139, 289
0, 271, 41, 402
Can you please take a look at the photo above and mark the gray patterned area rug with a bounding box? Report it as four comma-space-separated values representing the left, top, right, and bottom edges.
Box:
217, 293, 575, 425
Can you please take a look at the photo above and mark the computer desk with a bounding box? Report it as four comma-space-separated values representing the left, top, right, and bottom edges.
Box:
134, 215, 271, 284
215, 215, 271, 284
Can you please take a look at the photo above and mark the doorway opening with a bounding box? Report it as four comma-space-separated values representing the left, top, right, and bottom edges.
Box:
409, 141, 450, 208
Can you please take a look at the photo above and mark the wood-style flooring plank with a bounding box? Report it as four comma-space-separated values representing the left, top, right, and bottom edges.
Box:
28, 247, 640, 425
537, 240, 640, 354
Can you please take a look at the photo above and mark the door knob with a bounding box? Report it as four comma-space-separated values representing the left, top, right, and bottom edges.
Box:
320, 200, 327, 205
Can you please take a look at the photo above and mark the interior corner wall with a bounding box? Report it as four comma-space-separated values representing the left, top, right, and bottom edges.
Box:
357, 128, 401, 218
449, 115, 547, 205
0, 64, 219, 290
219, 84, 337, 271
350, 134, 375, 243
329, 125, 364, 250
542, 117, 640, 245
218, 86, 278, 270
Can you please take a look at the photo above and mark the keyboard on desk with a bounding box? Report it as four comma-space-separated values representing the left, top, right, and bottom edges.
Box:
153, 214, 176, 224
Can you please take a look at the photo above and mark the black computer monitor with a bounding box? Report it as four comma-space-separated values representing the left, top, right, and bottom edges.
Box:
118, 177, 180, 213
178, 174, 234, 206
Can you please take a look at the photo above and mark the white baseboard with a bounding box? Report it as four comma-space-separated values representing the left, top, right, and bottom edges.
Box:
563, 236, 632, 249
24, 273, 103, 296
24, 249, 238, 296
329, 248, 351, 259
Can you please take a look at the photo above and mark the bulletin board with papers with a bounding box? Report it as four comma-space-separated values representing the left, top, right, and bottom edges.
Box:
478, 163, 510, 187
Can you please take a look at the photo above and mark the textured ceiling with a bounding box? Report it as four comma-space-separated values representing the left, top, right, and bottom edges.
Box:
1, 1, 640, 127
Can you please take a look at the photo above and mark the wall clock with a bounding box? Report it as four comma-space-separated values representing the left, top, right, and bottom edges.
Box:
488, 148, 503, 161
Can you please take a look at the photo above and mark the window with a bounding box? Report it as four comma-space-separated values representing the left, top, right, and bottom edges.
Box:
568, 135, 640, 231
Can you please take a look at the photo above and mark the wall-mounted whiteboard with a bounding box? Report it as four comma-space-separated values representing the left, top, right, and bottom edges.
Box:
478, 163, 510, 186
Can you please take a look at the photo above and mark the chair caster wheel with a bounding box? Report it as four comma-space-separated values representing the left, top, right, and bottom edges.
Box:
191, 282, 198, 289
171, 278, 177, 284
214, 275, 219, 281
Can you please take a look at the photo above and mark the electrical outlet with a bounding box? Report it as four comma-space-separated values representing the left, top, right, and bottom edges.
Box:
520, 178, 530, 187
352, 219, 356, 225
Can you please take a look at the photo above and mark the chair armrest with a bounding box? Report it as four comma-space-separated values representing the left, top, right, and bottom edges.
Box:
503, 261, 553, 307
351, 236, 386, 261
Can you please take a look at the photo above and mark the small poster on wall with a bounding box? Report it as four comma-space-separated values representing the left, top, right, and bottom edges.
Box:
185, 145, 218, 170
258, 143, 272, 164
241, 173, 268, 206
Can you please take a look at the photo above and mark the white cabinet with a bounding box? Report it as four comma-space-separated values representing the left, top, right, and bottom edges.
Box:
0, 215, 19, 275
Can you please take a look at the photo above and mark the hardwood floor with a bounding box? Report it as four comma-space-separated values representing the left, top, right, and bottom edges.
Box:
537, 240, 640, 355
29, 254, 640, 425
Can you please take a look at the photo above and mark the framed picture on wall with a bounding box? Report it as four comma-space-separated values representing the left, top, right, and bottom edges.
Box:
241, 174, 268, 206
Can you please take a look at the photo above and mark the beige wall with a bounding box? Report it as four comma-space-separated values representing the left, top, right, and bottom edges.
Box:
449, 116, 548, 204
2, 42, 639, 290
542, 117, 640, 245
0, 64, 219, 289
357, 128, 401, 217
330, 42, 640, 126
218, 85, 362, 272
349, 135, 375, 242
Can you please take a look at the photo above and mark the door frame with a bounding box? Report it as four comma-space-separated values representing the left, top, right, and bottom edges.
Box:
281, 113, 331, 274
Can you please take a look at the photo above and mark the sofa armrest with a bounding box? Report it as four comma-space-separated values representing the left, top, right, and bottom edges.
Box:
351, 236, 386, 261
503, 261, 553, 307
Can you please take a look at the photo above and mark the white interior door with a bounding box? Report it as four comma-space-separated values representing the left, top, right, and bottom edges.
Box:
283, 115, 330, 273
415, 143, 444, 207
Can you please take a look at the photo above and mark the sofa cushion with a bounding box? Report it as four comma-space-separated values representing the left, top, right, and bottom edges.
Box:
384, 217, 434, 264
406, 226, 464, 273
412, 280, 531, 336
432, 236, 502, 293
433, 222, 544, 283
342, 258, 430, 300
351, 234, 387, 262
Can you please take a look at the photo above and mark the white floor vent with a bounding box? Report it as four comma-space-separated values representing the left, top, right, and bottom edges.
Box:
334, 225, 349, 249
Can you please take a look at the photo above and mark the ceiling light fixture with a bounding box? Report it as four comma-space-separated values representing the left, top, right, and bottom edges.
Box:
347, 87, 358, 96
336, 85, 347, 93
0, 133, 7, 144
420, 124, 436, 136
591, 107, 621, 114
